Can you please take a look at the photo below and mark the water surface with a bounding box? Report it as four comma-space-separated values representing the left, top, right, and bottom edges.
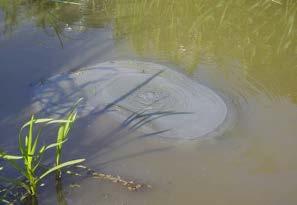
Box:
0, 0, 296, 204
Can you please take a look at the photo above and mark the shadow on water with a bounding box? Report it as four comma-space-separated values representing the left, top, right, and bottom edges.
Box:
0, 0, 114, 129
0, 1, 297, 204
0, 68, 192, 204
32, 66, 191, 152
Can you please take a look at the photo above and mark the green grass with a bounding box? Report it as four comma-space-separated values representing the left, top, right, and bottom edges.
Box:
55, 98, 83, 178
0, 101, 84, 202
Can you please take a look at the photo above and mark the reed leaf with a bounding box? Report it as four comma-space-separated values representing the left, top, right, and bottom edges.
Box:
38, 159, 85, 182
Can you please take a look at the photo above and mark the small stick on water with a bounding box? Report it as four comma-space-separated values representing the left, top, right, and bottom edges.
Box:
68, 165, 152, 191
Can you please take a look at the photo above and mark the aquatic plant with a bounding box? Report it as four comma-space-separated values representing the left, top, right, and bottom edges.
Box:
0, 112, 84, 202
112, 0, 297, 102
55, 98, 83, 178
0, 0, 296, 101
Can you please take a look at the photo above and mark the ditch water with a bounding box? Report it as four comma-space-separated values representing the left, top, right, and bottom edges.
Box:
0, 0, 297, 204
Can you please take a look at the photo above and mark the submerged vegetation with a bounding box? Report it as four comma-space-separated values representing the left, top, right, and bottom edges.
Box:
0, 0, 296, 204
0, 106, 84, 203
112, 0, 297, 102
0, 0, 296, 102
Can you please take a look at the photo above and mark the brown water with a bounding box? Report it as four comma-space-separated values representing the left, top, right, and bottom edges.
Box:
0, 0, 297, 204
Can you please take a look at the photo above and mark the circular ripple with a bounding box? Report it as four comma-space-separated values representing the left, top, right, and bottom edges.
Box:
32, 60, 229, 139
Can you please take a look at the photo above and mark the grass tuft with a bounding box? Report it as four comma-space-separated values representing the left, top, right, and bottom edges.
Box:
0, 100, 84, 203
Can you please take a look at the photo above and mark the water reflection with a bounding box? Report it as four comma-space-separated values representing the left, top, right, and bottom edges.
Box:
1, 0, 296, 103
0, 0, 112, 43
56, 178, 68, 205
1, 1, 297, 204
112, 0, 297, 102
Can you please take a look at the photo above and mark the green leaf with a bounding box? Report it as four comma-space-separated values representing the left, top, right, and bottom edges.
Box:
44, 138, 68, 151
21, 118, 53, 129
57, 125, 65, 142
18, 131, 25, 156
46, 119, 73, 124
37, 159, 85, 182
34, 118, 54, 123
28, 116, 34, 156
25, 135, 28, 147
31, 132, 40, 156
0, 151, 22, 160
39, 145, 46, 154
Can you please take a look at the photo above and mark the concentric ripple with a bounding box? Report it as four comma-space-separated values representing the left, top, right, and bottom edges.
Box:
32, 60, 229, 139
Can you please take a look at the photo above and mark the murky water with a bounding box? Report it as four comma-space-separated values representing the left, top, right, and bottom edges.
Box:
0, 0, 296, 204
